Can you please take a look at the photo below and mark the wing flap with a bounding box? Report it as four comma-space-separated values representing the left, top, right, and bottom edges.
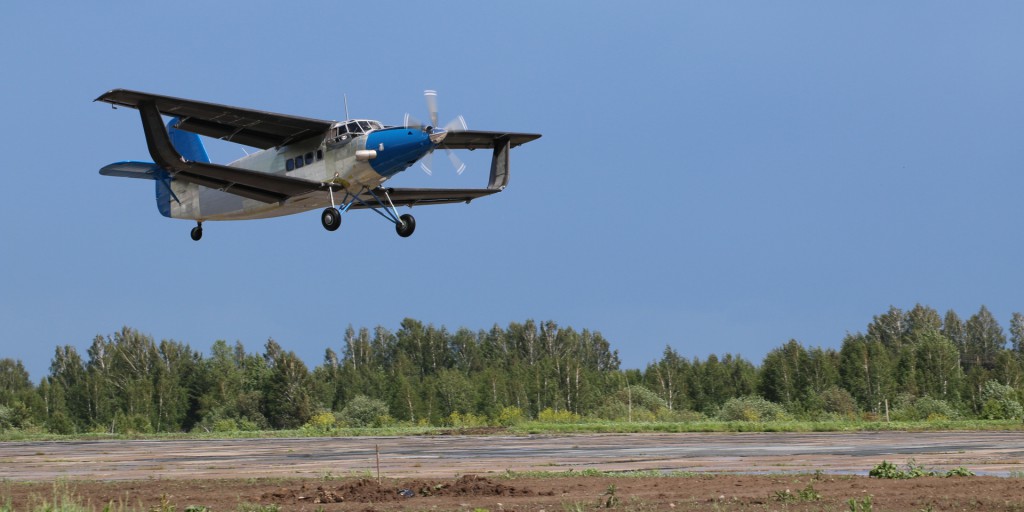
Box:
95, 89, 335, 149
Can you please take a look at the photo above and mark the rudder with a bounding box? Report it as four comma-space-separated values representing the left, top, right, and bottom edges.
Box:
167, 117, 210, 163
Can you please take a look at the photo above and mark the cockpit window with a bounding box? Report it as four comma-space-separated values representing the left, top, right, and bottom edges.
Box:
358, 121, 372, 131
346, 121, 361, 134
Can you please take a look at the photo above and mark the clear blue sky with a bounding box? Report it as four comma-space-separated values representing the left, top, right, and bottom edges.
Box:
2, 2, 1022, 382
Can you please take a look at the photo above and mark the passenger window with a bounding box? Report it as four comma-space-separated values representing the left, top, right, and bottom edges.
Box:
316, 149, 323, 161
286, 159, 294, 171
295, 156, 304, 169
305, 152, 313, 165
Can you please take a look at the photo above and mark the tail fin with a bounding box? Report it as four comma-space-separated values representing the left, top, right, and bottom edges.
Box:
167, 117, 210, 163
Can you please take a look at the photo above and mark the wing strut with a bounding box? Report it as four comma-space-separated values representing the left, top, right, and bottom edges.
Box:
136, 101, 322, 203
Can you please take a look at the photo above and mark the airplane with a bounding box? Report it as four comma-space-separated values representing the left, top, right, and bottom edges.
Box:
95, 89, 540, 240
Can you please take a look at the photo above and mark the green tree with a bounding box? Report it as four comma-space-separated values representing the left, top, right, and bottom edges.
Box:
912, 331, 962, 402
867, 306, 907, 352
838, 334, 895, 412
759, 340, 811, 409
262, 340, 312, 429
942, 309, 967, 358
1010, 312, 1024, 355
964, 306, 1006, 370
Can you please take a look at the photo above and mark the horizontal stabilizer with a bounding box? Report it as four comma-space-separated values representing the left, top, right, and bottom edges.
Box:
99, 161, 162, 179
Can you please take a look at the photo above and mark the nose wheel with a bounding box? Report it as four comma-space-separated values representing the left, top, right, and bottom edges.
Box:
190, 222, 203, 241
396, 214, 416, 237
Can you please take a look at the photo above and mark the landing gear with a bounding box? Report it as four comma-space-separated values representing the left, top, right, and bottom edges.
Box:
321, 207, 341, 231
323, 186, 416, 238
190, 222, 203, 241
396, 214, 416, 237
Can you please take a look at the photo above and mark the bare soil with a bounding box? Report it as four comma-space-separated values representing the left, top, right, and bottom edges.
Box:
5, 473, 1024, 511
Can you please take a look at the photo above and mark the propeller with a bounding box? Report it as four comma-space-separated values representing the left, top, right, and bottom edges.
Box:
404, 90, 469, 175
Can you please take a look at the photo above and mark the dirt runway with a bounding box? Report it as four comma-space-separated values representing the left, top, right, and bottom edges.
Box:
2, 431, 1023, 481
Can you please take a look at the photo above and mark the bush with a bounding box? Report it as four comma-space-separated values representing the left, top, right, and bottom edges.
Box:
591, 385, 670, 421
447, 411, 487, 427
819, 386, 860, 417
301, 411, 337, 432
980, 380, 1024, 420
494, 406, 524, 426
45, 411, 76, 435
536, 407, 581, 423
338, 395, 390, 427
890, 395, 958, 421
716, 396, 790, 422
112, 411, 153, 434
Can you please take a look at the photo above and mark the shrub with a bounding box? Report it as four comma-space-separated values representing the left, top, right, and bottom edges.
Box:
891, 395, 958, 421
537, 407, 581, 423
494, 406, 524, 426
112, 411, 153, 434
338, 395, 390, 427
591, 385, 670, 421
980, 380, 1024, 420
819, 386, 860, 417
447, 412, 487, 427
716, 396, 790, 422
301, 411, 337, 432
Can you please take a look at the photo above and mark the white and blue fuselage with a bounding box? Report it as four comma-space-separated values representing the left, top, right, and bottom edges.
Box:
157, 119, 436, 221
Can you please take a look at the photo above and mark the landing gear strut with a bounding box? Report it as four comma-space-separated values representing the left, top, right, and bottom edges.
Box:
321, 207, 341, 231
190, 222, 203, 241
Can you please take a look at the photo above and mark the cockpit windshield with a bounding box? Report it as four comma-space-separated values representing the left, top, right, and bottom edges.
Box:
337, 120, 383, 135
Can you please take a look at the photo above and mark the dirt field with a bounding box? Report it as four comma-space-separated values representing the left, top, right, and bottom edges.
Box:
5, 473, 1024, 511
4, 433, 1024, 510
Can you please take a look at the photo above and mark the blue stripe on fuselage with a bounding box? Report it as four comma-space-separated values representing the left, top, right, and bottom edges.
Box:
365, 128, 433, 177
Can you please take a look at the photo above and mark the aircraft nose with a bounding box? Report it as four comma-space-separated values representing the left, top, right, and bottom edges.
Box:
366, 128, 433, 177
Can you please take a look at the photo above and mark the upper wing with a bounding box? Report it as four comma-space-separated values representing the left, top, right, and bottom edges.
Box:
438, 130, 541, 150
95, 89, 335, 149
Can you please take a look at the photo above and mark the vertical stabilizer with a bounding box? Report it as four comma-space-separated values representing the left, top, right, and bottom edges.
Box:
167, 117, 210, 163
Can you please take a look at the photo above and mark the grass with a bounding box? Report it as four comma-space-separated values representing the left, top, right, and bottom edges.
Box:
2, 418, 1023, 442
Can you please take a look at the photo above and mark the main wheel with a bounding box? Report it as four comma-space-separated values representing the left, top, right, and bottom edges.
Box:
321, 207, 341, 231
396, 213, 416, 237
190, 226, 203, 241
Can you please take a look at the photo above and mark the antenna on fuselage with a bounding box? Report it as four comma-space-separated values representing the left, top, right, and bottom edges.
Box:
343, 94, 350, 121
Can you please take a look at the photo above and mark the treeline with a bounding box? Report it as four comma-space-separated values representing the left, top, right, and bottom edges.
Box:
1, 305, 1022, 434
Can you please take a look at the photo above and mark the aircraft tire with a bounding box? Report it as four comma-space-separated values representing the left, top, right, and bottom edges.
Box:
321, 208, 341, 231
190, 226, 203, 241
396, 214, 416, 238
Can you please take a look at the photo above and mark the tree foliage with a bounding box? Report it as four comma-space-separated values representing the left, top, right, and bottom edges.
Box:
2, 307, 1024, 434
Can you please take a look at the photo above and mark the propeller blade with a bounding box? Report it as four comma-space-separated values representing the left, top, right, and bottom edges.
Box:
424, 90, 439, 128
419, 152, 434, 176
445, 115, 467, 133
404, 113, 424, 129
446, 149, 466, 175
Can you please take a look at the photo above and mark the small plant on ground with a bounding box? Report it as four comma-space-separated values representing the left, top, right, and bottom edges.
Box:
602, 484, 619, 508
236, 503, 279, 512
848, 495, 873, 512
870, 459, 975, 479
773, 484, 820, 503
868, 460, 905, 479
945, 466, 974, 477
